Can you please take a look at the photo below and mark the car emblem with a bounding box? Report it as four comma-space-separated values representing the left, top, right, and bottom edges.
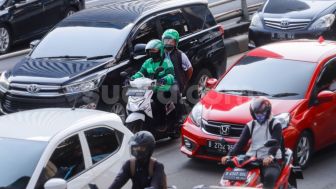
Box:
280, 19, 289, 28
26, 84, 40, 94
220, 125, 231, 136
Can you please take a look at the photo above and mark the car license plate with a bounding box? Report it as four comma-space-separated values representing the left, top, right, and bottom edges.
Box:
207, 140, 234, 154
271, 32, 295, 40
223, 169, 248, 181
126, 89, 146, 96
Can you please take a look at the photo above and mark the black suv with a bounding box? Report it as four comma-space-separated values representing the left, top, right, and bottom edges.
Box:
0, 0, 85, 54
0, 0, 227, 120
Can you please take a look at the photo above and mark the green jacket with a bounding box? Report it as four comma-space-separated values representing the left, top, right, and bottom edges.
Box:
131, 58, 175, 92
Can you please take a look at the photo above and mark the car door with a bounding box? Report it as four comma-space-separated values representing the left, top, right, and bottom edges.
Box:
33, 134, 90, 189
41, 0, 64, 29
80, 126, 127, 189
9, 0, 44, 41
307, 59, 336, 147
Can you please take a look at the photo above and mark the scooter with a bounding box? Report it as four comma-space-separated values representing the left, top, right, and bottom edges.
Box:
120, 68, 182, 140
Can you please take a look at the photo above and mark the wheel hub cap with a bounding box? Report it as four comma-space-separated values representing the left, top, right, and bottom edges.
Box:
0, 28, 9, 52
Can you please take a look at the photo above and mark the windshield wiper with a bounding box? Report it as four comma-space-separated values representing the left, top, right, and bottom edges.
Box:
218, 89, 270, 96
272, 92, 299, 98
86, 55, 113, 60
36, 55, 87, 59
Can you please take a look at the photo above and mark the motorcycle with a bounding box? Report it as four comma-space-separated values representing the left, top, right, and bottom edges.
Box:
120, 68, 183, 140
217, 139, 303, 189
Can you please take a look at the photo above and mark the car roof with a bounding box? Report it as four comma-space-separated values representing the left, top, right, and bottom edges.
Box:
0, 108, 119, 142
246, 39, 336, 63
64, 0, 208, 27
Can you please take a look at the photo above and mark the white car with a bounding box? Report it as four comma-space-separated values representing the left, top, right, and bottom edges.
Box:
0, 108, 132, 189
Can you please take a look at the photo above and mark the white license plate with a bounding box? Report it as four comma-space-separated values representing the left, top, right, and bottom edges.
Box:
271, 32, 295, 40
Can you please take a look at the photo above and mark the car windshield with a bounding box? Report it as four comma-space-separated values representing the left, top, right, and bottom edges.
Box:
30, 22, 133, 59
0, 138, 47, 189
216, 56, 316, 99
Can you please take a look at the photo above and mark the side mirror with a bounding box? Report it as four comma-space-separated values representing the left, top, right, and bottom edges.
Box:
30, 39, 40, 49
264, 139, 278, 148
317, 90, 334, 103
133, 43, 146, 57
44, 178, 67, 189
206, 78, 218, 89
120, 71, 129, 78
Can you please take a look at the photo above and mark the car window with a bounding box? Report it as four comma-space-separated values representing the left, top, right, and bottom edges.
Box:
132, 19, 159, 46
84, 127, 121, 165
182, 5, 216, 32
315, 60, 336, 93
35, 135, 85, 189
159, 11, 189, 37
204, 7, 217, 28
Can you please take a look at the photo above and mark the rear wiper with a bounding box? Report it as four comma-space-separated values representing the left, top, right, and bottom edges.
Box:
218, 89, 270, 96
272, 93, 299, 98
36, 55, 87, 59
86, 55, 113, 60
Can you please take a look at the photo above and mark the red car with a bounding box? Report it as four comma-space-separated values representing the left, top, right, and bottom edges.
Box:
181, 38, 336, 168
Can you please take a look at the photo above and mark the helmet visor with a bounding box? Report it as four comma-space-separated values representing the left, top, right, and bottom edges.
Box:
163, 39, 176, 48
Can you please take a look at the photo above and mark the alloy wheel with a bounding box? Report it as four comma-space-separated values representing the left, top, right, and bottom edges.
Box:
296, 135, 311, 167
197, 74, 209, 98
110, 103, 126, 123
0, 27, 9, 53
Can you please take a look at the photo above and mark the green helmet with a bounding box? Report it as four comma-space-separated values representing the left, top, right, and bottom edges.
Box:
145, 39, 164, 56
162, 29, 180, 47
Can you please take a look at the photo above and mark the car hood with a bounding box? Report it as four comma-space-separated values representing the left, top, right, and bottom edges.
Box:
262, 0, 336, 20
200, 90, 302, 124
8, 57, 107, 84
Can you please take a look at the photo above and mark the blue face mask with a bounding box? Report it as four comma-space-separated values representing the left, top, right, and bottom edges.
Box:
255, 112, 267, 124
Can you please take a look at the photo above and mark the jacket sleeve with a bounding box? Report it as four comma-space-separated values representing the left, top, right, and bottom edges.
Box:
131, 60, 149, 79
228, 125, 251, 156
108, 161, 131, 189
161, 59, 175, 85
268, 122, 282, 156
150, 162, 166, 189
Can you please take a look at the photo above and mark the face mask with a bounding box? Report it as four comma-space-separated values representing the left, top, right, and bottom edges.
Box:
255, 112, 267, 124
164, 45, 174, 52
148, 52, 161, 62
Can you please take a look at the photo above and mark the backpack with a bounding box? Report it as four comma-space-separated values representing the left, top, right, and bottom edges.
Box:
251, 118, 286, 160
130, 158, 167, 189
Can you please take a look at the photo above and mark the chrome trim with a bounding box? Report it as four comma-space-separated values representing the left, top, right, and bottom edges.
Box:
264, 18, 311, 30
201, 120, 243, 138
8, 90, 64, 97
10, 83, 61, 90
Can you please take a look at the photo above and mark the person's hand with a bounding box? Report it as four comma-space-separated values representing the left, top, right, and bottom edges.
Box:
263, 155, 274, 166
221, 156, 230, 165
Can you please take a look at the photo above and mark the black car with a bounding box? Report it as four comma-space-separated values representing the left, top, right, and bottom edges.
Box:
0, 0, 85, 54
249, 0, 336, 47
0, 0, 227, 121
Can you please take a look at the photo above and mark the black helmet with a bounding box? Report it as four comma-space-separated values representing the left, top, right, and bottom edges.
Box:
250, 97, 272, 125
129, 131, 155, 160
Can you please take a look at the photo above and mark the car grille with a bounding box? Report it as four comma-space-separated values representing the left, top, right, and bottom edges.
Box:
264, 18, 311, 30
202, 120, 244, 138
9, 83, 63, 97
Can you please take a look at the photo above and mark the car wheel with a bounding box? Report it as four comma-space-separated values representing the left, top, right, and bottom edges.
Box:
294, 131, 313, 169
110, 102, 126, 123
190, 69, 212, 103
65, 7, 77, 17
0, 26, 11, 54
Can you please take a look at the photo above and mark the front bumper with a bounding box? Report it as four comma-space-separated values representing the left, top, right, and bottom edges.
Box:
248, 26, 335, 47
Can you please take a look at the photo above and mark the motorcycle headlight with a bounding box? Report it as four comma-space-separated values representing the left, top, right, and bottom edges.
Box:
63, 77, 103, 94
190, 103, 203, 127
309, 14, 335, 30
0, 71, 9, 92
250, 13, 263, 28
274, 113, 291, 129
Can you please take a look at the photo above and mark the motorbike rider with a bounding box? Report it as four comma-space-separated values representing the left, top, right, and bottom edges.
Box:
221, 97, 283, 189
109, 131, 166, 189
162, 29, 193, 122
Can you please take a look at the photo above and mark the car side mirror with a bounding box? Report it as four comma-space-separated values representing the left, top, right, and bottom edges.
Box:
317, 90, 334, 104
44, 178, 67, 189
206, 78, 218, 89
133, 43, 146, 57
30, 39, 40, 49
120, 71, 129, 78
264, 139, 278, 148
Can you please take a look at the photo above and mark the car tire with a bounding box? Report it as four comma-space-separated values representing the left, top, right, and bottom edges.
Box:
110, 102, 127, 123
0, 25, 11, 55
189, 69, 212, 104
294, 131, 313, 169
65, 7, 77, 17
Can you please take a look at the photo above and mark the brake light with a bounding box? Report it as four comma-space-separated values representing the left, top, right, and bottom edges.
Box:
218, 24, 224, 37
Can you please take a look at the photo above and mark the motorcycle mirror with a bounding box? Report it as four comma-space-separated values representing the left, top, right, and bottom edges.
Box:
264, 139, 278, 148
120, 71, 129, 78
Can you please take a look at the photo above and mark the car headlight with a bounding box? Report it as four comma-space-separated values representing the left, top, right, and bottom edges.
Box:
274, 113, 291, 129
309, 14, 335, 30
0, 71, 9, 92
63, 77, 103, 94
190, 103, 203, 127
250, 13, 263, 28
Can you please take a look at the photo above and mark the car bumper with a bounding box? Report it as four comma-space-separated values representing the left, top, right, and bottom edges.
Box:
248, 26, 335, 47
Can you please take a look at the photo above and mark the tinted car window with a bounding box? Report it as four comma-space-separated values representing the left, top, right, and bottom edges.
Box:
204, 7, 217, 28
132, 19, 159, 45
35, 135, 84, 189
159, 11, 189, 36
216, 56, 316, 99
84, 127, 120, 165
0, 138, 47, 189
182, 5, 206, 33
315, 60, 336, 93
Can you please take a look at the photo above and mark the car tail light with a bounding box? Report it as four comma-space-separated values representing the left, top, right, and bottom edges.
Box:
218, 24, 224, 37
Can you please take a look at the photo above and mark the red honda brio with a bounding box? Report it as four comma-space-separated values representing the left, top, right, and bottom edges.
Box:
181, 39, 336, 168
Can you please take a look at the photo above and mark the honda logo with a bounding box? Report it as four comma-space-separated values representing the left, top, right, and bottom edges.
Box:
280, 19, 289, 28
220, 125, 231, 136
26, 84, 40, 94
